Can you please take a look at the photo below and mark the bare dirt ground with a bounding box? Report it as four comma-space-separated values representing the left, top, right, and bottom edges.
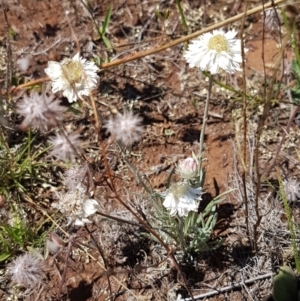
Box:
0, 0, 299, 300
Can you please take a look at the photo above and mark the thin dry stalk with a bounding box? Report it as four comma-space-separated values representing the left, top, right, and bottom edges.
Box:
57, 235, 75, 300
199, 75, 213, 157
1, 5, 12, 97
98, 0, 286, 69
240, 0, 251, 244
85, 226, 113, 300
10, 0, 286, 94
178, 273, 273, 301
253, 23, 291, 252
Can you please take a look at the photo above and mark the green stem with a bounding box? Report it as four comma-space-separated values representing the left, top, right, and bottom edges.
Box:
199, 75, 213, 158
279, 175, 300, 273
282, 192, 300, 272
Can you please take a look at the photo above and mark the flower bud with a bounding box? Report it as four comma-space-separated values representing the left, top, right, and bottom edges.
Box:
177, 157, 198, 179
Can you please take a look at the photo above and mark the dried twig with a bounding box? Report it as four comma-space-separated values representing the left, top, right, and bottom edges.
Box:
178, 273, 273, 301
10, 0, 286, 93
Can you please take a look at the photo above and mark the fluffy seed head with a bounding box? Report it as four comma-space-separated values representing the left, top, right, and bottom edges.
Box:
263, 8, 281, 32
283, 179, 300, 202
105, 111, 144, 146
8, 252, 45, 289
17, 56, 31, 72
63, 165, 87, 191
45, 52, 99, 103
16, 91, 66, 131
48, 132, 81, 162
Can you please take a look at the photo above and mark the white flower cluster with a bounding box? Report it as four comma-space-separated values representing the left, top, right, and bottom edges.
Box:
53, 183, 99, 226
17, 53, 99, 133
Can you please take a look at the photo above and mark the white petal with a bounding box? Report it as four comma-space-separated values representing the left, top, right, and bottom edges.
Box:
74, 218, 92, 226
72, 52, 80, 61
83, 199, 99, 216
163, 194, 176, 209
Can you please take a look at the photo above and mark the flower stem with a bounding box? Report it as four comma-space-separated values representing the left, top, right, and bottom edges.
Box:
199, 75, 213, 157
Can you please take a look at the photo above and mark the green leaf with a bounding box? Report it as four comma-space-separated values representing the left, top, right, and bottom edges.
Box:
0, 253, 11, 262
102, 36, 112, 50
273, 266, 299, 301
102, 4, 112, 35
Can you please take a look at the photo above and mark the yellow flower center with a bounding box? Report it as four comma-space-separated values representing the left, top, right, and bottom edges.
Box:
170, 183, 189, 199
61, 59, 84, 85
208, 34, 229, 53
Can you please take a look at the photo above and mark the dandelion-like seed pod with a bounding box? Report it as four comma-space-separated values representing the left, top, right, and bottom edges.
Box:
9, 252, 45, 289
104, 111, 144, 146
16, 91, 66, 131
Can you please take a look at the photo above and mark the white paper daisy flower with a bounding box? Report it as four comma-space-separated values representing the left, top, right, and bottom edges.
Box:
184, 29, 242, 74
162, 182, 202, 217
45, 53, 99, 103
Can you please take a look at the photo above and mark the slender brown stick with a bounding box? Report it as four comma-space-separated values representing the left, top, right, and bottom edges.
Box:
252, 9, 291, 252
240, 0, 251, 245
98, 0, 286, 69
57, 235, 75, 300
85, 226, 113, 300
10, 0, 286, 94
11, 77, 50, 92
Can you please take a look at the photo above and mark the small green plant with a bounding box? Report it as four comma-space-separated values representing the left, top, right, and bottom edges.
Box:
175, 0, 188, 37
155, 9, 170, 22
0, 131, 49, 196
150, 193, 226, 259
0, 129, 51, 262
278, 175, 300, 273
137, 153, 228, 259
291, 59, 300, 104
98, 4, 113, 51
0, 211, 46, 262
